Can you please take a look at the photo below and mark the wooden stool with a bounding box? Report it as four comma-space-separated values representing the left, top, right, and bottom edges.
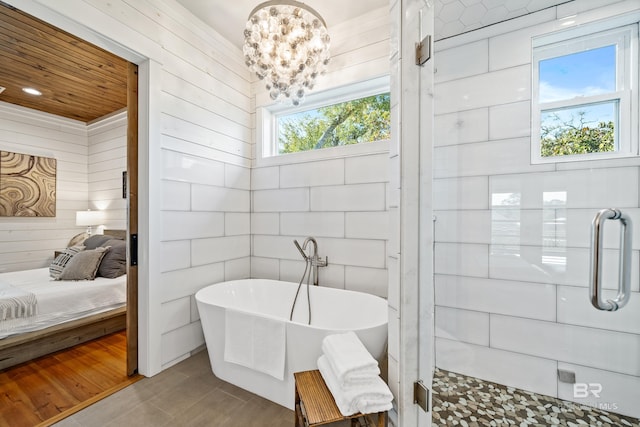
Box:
294, 370, 386, 427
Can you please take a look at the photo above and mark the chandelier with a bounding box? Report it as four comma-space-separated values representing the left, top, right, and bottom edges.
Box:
243, 0, 330, 106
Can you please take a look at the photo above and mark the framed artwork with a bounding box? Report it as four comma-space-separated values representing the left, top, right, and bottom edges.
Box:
0, 151, 57, 217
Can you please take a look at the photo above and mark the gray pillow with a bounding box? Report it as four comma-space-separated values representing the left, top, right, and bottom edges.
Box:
83, 234, 112, 250
58, 247, 109, 281
50, 245, 85, 279
98, 239, 127, 278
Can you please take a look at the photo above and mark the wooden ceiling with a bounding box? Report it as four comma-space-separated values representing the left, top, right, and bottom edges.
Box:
0, 2, 128, 123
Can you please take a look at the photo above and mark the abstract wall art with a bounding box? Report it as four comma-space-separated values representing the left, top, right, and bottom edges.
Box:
0, 151, 57, 217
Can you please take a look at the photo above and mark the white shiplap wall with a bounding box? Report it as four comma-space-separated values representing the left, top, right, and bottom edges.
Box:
88, 110, 127, 231
0, 103, 131, 272
433, 0, 640, 419
0, 102, 89, 272
250, 7, 390, 297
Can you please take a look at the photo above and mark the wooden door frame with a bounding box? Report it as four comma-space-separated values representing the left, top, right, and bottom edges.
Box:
126, 62, 139, 376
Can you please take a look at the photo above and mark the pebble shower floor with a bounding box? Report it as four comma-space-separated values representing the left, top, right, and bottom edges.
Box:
432, 369, 639, 426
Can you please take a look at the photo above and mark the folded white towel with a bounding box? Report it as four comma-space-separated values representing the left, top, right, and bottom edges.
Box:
224, 308, 286, 380
356, 397, 393, 415
318, 354, 359, 415
318, 355, 393, 416
321, 331, 379, 386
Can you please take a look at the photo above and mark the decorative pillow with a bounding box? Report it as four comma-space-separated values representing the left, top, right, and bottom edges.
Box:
98, 239, 127, 278
57, 246, 110, 281
67, 232, 89, 247
49, 245, 85, 279
83, 234, 112, 250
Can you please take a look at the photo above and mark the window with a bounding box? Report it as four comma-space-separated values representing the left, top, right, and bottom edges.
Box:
257, 76, 390, 162
277, 93, 390, 155
532, 23, 638, 163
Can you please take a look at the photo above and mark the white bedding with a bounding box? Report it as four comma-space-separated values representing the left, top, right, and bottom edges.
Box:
0, 268, 127, 339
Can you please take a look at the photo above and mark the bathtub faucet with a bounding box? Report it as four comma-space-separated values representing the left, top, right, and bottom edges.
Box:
293, 237, 328, 286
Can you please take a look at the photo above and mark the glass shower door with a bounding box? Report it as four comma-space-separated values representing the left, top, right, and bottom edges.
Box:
431, 1, 640, 424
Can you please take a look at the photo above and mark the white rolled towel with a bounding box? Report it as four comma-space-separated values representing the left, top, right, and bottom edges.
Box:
318, 355, 393, 416
321, 331, 380, 386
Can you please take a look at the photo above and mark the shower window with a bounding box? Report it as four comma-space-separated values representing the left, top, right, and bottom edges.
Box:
531, 23, 638, 163
256, 76, 390, 164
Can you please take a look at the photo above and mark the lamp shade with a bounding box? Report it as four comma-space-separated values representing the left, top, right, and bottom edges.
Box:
76, 210, 104, 226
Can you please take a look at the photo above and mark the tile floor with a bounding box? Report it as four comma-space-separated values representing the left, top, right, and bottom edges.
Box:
54, 351, 640, 427
432, 369, 640, 427
52, 350, 293, 427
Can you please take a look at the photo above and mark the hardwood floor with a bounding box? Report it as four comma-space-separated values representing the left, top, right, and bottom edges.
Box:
0, 331, 140, 427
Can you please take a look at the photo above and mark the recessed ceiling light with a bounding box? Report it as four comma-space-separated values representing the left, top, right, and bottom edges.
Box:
22, 87, 42, 96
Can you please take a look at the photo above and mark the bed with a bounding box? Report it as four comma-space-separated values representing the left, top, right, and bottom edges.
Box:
0, 231, 128, 370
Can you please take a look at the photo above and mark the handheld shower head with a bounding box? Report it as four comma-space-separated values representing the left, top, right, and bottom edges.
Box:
293, 239, 309, 261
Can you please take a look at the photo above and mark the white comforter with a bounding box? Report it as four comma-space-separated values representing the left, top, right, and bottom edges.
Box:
0, 268, 127, 339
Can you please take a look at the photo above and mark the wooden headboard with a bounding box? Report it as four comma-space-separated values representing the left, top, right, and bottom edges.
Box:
104, 229, 126, 240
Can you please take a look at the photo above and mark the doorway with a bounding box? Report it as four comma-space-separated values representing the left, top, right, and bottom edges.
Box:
0, 0, 139, 383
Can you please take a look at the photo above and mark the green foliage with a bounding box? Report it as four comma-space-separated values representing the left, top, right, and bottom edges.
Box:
541, 111, 614, 157
279, 93, 390, 154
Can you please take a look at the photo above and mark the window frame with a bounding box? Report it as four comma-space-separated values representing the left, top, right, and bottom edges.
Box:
256, 76, 390, 166
531, 22, 638, 164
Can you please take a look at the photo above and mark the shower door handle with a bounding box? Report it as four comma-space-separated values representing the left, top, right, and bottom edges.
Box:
589, 208, 632, 311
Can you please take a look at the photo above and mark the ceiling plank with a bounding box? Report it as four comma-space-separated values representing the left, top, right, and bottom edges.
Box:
0, 8, 128, 82
0, 1, 128, 122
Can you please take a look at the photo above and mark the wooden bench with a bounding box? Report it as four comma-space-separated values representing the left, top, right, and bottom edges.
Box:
294, 370, 386, 427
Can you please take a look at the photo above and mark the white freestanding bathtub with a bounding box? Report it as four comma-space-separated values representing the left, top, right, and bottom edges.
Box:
195, 279, 388, 409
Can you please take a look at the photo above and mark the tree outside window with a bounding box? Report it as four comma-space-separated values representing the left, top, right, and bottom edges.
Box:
277, 93, 390, 154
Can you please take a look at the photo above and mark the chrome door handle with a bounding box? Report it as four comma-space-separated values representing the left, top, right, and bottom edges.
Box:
589, 208, 632, 311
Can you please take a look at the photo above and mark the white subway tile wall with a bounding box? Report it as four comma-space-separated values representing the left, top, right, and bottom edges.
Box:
435, 306, 490, 346
557, 362, 640, 418
434, 2, 640, 418
161, 297, 191, 334
224, 257, 251, 281
434, 108, 489, 147
251, 153, 389, 294
161, 150, 250, 369
436, 338, 559, 397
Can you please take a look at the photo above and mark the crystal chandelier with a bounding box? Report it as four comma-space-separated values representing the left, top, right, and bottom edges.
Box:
243, 0, 330, 106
